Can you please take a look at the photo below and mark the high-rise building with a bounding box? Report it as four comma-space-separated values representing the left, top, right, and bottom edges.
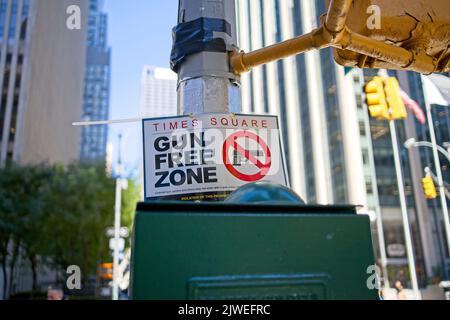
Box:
237, 0, 449, 287
80, 0, 111, 161
0, 0, 88, 298
140, 66, 177, 118
0, 0, 88, 165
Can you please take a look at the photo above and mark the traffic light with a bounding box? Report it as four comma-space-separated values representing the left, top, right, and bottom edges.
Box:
422, 175, 437, 200
98, 263, 113, 280
365, 76, 390, 120
365, 76, 408, 121
385, 77, 407, 120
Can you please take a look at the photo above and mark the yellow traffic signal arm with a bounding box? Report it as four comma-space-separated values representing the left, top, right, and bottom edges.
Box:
231, 27, 329, 74
231, 0, 443, 75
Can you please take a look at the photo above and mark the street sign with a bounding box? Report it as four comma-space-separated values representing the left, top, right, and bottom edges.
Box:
109, 238, 125, 251
387, 244, 406, 257
142, 113, 288, 201
223, 131, 272, 182
106, 227, 129, 238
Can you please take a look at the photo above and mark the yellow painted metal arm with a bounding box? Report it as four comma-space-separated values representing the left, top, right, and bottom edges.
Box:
336, 28, 436, 74
325, 0, 352, 33
231, 28, 329, 74
231, 0, 442, 75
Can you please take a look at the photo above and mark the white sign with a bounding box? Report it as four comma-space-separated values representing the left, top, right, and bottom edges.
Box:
387, 244, 406, 257
142, 113, 288, 201
106, 227, 129, 238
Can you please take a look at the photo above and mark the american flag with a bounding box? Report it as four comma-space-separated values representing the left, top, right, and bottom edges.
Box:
400, 90, 426, 124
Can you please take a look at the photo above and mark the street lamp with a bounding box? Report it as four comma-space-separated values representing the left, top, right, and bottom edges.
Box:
404, 138, 416, 150
404, 137, 450, 259
443, 142, 450, 159
112, 133, 123, 301
111, 131, 132, 301
404, 138, 450, 164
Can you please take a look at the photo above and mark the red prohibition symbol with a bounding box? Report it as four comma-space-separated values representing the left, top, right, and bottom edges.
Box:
222, 131, 272, 182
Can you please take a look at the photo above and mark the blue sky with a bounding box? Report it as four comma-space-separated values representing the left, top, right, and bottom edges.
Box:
104, 0, 178, 176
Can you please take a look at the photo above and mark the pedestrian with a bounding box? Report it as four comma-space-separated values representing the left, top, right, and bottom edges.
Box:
395, 280, 407, 300
47, 286, 64, 300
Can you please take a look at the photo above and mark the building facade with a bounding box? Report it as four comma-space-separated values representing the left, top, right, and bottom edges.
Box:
0, 0, 87, 165
80, 0, 111, 161
237, 0, 449, 287
140, 65, 177, 118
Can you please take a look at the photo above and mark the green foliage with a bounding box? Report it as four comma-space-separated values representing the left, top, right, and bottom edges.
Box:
0, 162, 140, 288
0, 164, 51, 266
121, 178, 141, 231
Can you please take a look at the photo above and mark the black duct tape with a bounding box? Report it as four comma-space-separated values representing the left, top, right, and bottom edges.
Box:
170, 17, 232, 73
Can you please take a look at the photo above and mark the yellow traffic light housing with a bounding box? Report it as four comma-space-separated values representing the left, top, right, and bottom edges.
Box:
384, 77, 407, 120
365, 76, 409, 121
365, 76, 390, 120
422, 175, 438, 200
333, 0, 450, 73
98, 263, 113, 280
231, 0, 450, 75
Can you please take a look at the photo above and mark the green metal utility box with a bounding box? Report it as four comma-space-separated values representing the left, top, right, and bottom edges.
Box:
130, 202, 378, 300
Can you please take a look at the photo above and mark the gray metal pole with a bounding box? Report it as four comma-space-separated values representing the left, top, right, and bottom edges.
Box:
112, 134, 123, 301
425, 166, 450, 279
176, 0, 241, 115
361, 90, 390, 288
377, 69, 420, 298
422, 84, 450, 257
389, 120, 421, 299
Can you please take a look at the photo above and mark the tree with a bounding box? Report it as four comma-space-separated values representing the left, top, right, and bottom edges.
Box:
0, 163, 53, 296
0, 164, 17, 298
0, 162, 141, 297
121, 178, 141, 236
16, 164, 53, 294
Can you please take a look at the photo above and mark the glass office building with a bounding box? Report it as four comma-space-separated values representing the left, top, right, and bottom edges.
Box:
237, 0, 449, 287
80, 0, 111, 162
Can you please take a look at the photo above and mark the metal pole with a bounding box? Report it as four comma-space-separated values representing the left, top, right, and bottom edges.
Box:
176, 0, 241, 115
365, 114, 390, 288
389, 120, 421, 299
360, 69, 389, 288
112, 134, 123, 300
377, 69, 420, 298
72, 118, 142, 127
422, 85, 450, 257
